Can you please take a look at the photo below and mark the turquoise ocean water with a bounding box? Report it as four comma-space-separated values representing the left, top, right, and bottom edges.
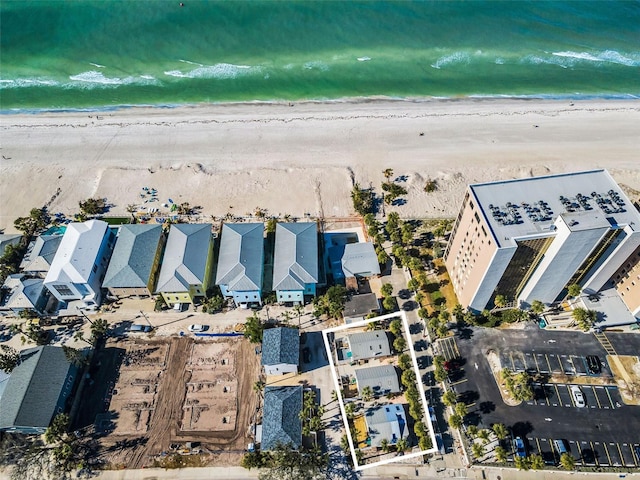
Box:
1, 1, 639, 112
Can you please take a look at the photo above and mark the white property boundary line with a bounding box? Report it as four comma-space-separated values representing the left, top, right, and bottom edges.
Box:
322, 311, 438, 471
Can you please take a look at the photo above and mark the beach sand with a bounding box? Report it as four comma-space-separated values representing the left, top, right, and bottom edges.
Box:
1, 99, 639, 232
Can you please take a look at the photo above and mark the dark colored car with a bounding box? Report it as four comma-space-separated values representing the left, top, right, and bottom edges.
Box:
586, 355, 601, 374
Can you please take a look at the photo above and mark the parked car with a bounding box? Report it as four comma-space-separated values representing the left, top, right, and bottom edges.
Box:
570, 385, 586, 408
586, 355, 601, 374
188, 324, 208, 332
128, 324, 152, 333
554, 439, 568, 455
514, 437, 527, 458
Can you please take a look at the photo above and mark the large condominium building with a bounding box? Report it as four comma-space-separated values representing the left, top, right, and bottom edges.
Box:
444, 170, 640, 312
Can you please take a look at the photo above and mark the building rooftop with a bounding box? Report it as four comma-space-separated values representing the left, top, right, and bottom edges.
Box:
0, 234, 22, 257
20, 235, 62, 273
344, 293, 380, 319
103, 224, 163, 289
272, 223, 318, 292
347, 331, 391, 361
365, 403, 408, 447
341, 242, 380, 278
1, 274, 45, 311
355, 365, 400, 395
44, 220, 108, 285
0, 346, 73, 431
156, 224, 212, 293
469, 170, 640, 248
216, 223, 264, 292
262, 386, 303, 451
261, 327, 299, 367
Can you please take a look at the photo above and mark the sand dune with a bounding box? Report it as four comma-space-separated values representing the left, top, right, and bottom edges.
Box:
1, 99, 639, 232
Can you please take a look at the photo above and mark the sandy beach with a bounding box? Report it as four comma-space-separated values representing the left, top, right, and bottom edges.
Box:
1, 99, 639, 233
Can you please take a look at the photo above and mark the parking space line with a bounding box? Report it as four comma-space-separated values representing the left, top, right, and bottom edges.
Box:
553, 384, 561, 406
452, 339, 460, 358
567, 385, 575, 407
603, 443, 612, 466
591, 441, 600, 466
535, 354, 546, 372
533, 438, 542, 455
449, 378, 467, 387
617, 443, 625, 466
593, 386, 602, 408
576, 441, 585, 465
605, 387, 615, 408
545, 354, 553, 373
557, 354, 566, 374
630, 444, 639, 466
509, 352, 516, 370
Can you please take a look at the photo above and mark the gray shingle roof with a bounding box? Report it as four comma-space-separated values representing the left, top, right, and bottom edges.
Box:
365, 404, 408, 447
341, 242, 380, 278
103, 224, 163, 289
0, 234, 22, 257
261, 327, 299, 367
216, 223, 264, 291
347, 331, 391, 361
262, 386, 302, 450
20, 235, 62, 273
156, 224, 212, 293
0, 346, 73, 430
355, 365, 400, 395
344, 293, 380, 318
272, 223, 318, 292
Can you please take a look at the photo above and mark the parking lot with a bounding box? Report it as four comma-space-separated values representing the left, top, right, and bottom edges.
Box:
449, 325, 640, 448
528, 383, 622, 409
499, 351, 612, 377
523, 437, 640, 467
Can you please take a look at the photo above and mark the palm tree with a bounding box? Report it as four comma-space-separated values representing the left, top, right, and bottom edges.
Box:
529, 454, 544, 470
382, 168, 394, 183
253, 380, 265, 396
361, 386, 373, 402
471, 442, 485, 460
380, 438, 390, 453
293, 304, 304, 327
454, 402, 468, 418
494, 446, 507, 464
492, 423, 508, 440
395, 437, 409, 453
560, 453, 575, 471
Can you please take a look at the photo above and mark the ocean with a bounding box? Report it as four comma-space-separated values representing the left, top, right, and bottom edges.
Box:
1, 1, 639, 112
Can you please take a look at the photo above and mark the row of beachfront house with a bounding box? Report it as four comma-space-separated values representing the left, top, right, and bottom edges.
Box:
2, 219, 381, 316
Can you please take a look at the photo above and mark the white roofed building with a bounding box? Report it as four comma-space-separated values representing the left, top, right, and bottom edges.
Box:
43, 220, 115, 309
272, 222, 318, 304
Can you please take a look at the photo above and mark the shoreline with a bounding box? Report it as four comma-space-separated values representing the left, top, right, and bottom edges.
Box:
3, 93, 640, 115
1, 98, 639, 233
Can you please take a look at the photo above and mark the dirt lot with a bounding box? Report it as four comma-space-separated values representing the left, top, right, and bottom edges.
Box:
98, 336, 260, 468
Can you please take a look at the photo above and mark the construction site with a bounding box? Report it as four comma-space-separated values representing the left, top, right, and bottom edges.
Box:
96, 335, 260, 469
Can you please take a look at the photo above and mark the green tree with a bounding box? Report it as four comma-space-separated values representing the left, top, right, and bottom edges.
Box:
361, 386, 373, 402
241, 451, 265, 470
381, 283, 394, 297
466, 425, 478, 438
442, 390, 457, 407
398, 353, 412, 371
454, 402, 468, 418
62, 346, 87, 367
253, 380, 265, 395
382, 295, 397, 312
476, 429, 490, 443
351, 183, 375, 216
393, 335, 406, 352
436, 323, 449, 339
471, 442, 485, 460
0, 345, 20, 372
413, 421, 427, 438
244, 313, 264, 343
265, 217, 278, 234
377, 249, 389, 265
44, 413, 70, 444
312, 285, 347, 319
13, 207, 49, 238
380, 438, 390, 453
89, 317, 109, 345
560, 453, 575, 471
202, 294, 224, 314
529, 454, 544, 470
382, 168, 394, 182
495, 446, 507, 464
448, 414, 462, 429
572, 307, 597, 331
395, 437, 409, 453
492, 423, 508, 440
530, 300, 545, 315
514, 455, 531, 471
401, 368, 416, 388
567, 283, 582, 298
434, 364, 447, 382
407, 278, 419, 292
494, 294, 507, 308
78, 197, 106, 216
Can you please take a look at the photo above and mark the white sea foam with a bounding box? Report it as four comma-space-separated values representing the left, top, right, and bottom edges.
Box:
357, 56, 371, 62
303, 61, 329, 71
431, 51, 470, 69
89, 62, 105, 68
179, 59, 204, 66
67, 71, 159, 88
552, 50, 639, 67
164, 63, 260, 79
520, 55, 568, 68
0, 78, 60, 88
494, 57, 505, 65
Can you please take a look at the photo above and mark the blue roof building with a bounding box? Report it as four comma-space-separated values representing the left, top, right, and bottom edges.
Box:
273, 222, 318, 304
262, 386, 303, 451
261, 327, 299, 375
